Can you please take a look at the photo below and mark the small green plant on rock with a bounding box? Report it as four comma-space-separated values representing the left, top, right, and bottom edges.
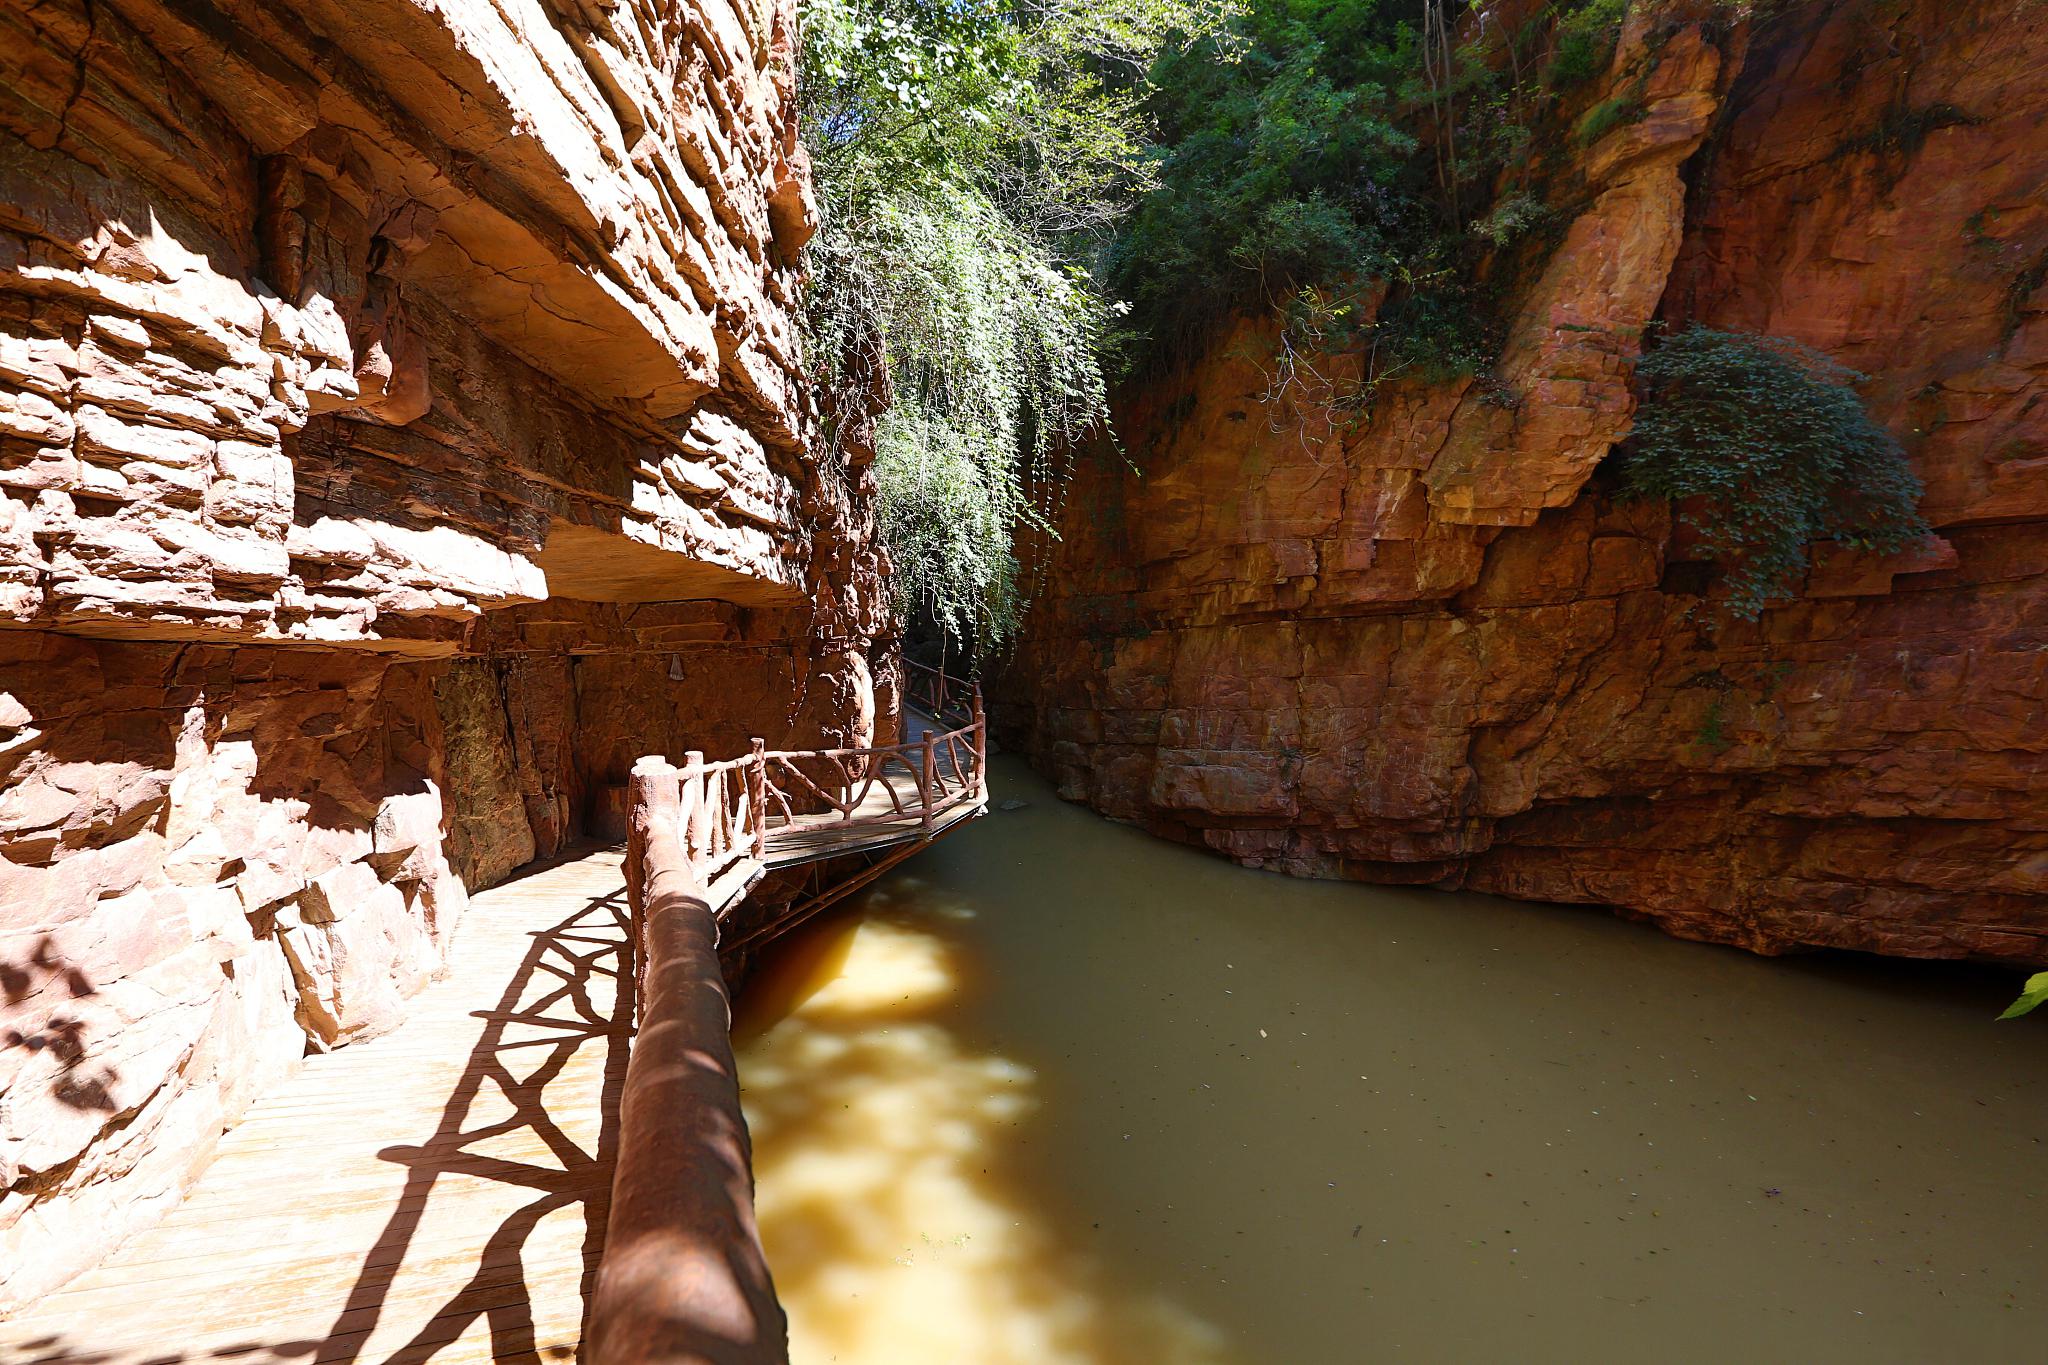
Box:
1694, 695, 1732, 752
1576, 89, 1644, 145
1621, 327, 1930, 618
1472, 192, 1550, 246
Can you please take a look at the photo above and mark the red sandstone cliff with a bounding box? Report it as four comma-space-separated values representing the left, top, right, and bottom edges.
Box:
1002, 0, 2047, 964
0, 0, 889, 1307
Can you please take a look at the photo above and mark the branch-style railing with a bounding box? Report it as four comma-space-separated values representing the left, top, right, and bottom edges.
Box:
590, 667, 986, 1364
622, 682, 988, 905
758, 712, 985, 839
903, 657, 977, 728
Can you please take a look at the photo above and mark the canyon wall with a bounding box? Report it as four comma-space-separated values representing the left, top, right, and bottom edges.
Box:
1002, 0, 2047, 964
0, 0, 887, 1307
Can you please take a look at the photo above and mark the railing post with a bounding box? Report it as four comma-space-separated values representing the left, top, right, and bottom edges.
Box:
627, 757, 681, 1028
971, 682, 987, 800
749, 738, 767, 859
681, 750, 708, 869
920, 731, 937, 835
677, 759, 700, 869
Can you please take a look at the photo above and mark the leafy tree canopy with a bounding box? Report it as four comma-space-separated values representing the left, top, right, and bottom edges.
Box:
1107, 0, 1636, 375
801, 0, 1229, 650
1109, 0, 1427, 348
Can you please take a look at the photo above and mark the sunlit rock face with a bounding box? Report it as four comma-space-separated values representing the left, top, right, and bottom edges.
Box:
0, 0, 888, 1307
1001, 0, 2048, 964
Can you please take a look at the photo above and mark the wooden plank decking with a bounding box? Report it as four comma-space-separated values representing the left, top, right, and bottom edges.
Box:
757, 788, 983, 868
3, 740, 982, 1364
2, 850, 634, 1365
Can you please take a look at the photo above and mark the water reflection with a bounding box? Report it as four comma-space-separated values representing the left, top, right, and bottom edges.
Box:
734, 888, 1230, 1364
736, 758, 2048, 1365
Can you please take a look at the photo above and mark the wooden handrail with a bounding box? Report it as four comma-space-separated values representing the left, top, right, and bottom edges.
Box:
626, 699, 988, 892
616, 663, 986, 902
902, 658, 977, 727
593, 672, 990, 1360
589, 759, 785, 1364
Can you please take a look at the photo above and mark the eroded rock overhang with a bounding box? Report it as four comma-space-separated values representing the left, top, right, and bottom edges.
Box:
0, 0, 825, 652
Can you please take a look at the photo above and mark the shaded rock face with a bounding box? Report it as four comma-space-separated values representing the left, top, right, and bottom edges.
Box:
0, 0, 886, 1307
1001, 0, 2048, 965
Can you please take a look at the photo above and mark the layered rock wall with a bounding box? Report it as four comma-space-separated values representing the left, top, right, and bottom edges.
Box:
1002, 0, 2047, 963
0, 0, 885, 1307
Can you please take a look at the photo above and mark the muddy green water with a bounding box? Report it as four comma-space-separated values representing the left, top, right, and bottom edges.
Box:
732, 756, 2046, 1364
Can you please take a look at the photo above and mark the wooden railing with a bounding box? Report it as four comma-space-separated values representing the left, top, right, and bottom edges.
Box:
622, 683, 988, 901
668, 748, 764, 884
759, 713, 985, 838
903, 657, 977, 727
590, 666, 986, 1364
590, 759, 783, 1364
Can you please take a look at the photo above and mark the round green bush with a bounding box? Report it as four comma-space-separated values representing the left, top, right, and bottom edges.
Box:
1623, 327, 1930, 618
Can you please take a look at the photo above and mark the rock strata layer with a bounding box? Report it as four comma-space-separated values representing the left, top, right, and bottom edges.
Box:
1001, 0, 2048, 965
0, 0, 888, 1307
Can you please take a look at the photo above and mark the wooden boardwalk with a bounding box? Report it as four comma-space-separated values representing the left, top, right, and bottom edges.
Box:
2, 850, 633, 1365
755, 775, 982, 869
3, 716, 984, 1364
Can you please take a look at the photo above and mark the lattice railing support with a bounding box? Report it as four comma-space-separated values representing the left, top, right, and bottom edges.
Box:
748, 739, 767, 859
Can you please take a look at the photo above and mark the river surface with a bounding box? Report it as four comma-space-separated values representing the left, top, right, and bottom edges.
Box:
731, 755, 2047, 1364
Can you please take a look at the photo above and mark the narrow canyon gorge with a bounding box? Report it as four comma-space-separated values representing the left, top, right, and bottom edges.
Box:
1001, 0, 2048, 965
0, 0, 2042, 1347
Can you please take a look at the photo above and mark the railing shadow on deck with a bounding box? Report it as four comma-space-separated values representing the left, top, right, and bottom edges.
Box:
7, 868, 636, 1365
313, 884, 632, 1365
14, 673, 987, 1365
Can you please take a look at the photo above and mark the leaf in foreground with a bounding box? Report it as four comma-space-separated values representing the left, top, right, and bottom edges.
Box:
1997, 971, 2048, 1020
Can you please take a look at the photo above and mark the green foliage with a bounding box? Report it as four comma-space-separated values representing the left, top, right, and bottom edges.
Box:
801, 0, 1223, 648
1999, 972, 2048, 1021
1577, 88, 1644, 145
1472, 192, 1551, 247
1109, 0, 1493, 359
1695, 696, 1731, 752
818, 187, 1110, 641
1109, 0, 1645, 389
1622, 328, 1930, 618
1683, 668, 1737, 752
1546, 0, 1628, 88
1107, 0, 1427, 347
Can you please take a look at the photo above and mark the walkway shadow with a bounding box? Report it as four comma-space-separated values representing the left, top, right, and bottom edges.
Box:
7, 867, 633, 1365
302, 884, 633, 1365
